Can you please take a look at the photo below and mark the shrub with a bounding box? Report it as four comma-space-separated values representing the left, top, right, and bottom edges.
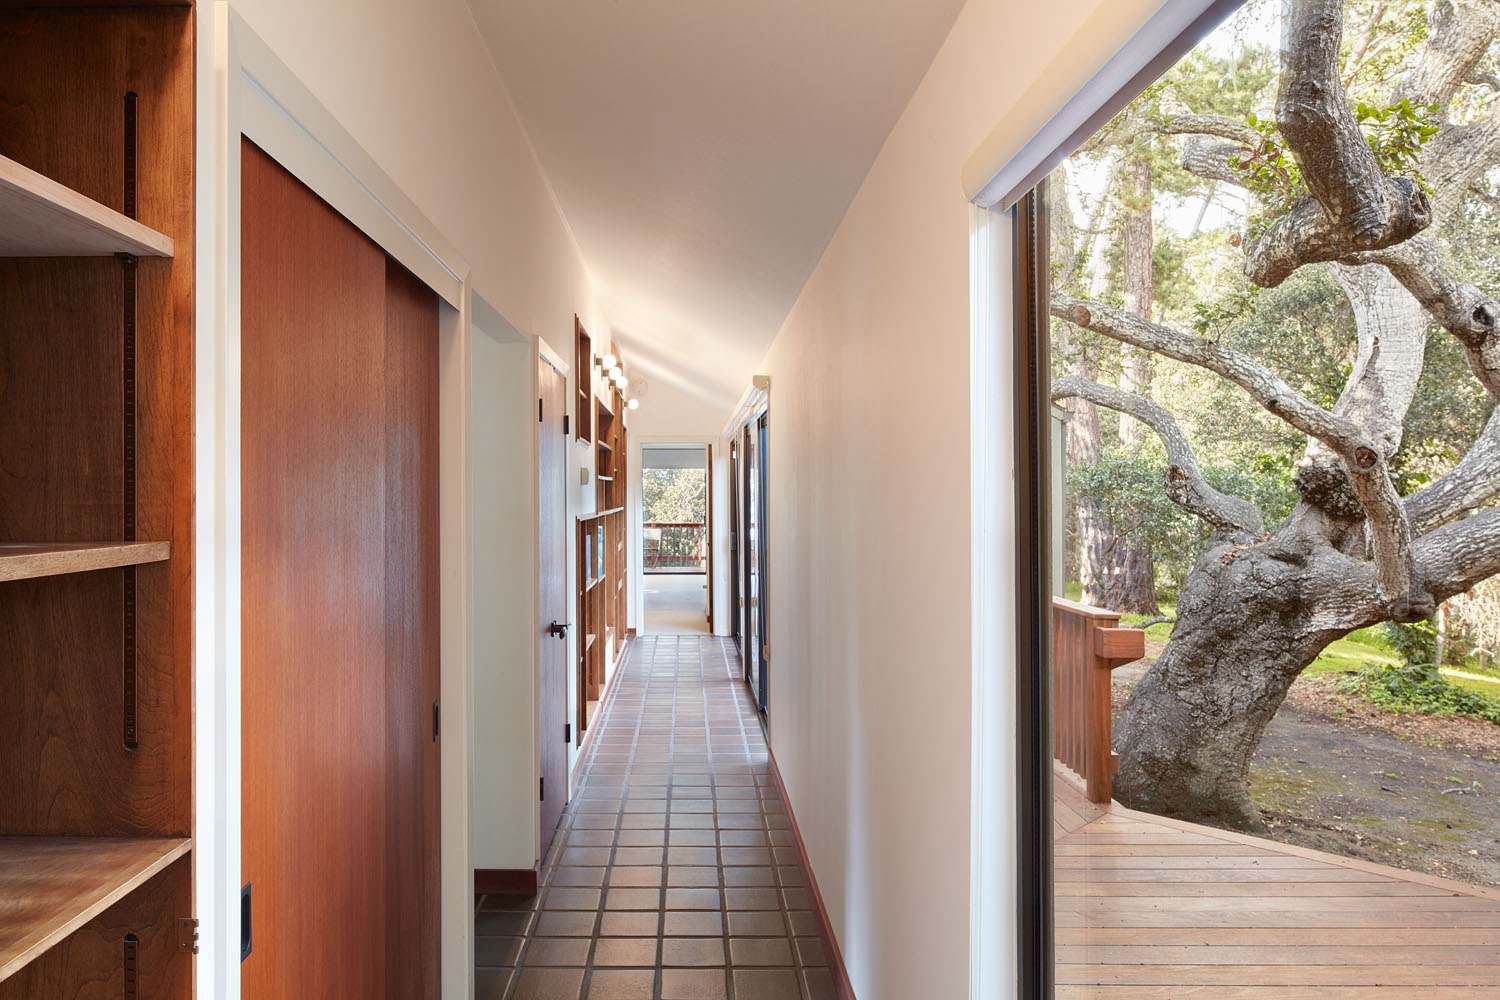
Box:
1341, 661, 1500, 726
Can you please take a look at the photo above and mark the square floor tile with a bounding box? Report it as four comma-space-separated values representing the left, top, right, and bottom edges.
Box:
591, 937, 658, 967
542, 888, 602, 911
668, 866, 720, 888
801, 968, 838, 1000
726, 911, 786, 937
608, 866, 663, 887
598, 911, 661, 937
730, 969, 800, 1000
665, 887, 722, 910
510, 967, 584, 999
533, 910, 597, 937
664, 910, 722, 936
584, 968, 656, 998
660, 937, 726, 967
523, 937, 591, 967
659, 968, 727, 1000
604, 888, 661, 911
613, 847, 664, 866
729, 937, 794, 966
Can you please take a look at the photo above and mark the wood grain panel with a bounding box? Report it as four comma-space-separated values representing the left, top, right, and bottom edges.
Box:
0, 542, 169, 582
242, 140, 439, 999
0, 836, 189, 982
538, 358, 568, 853
241, 139, 390, 1000
382, 257, 440, 999
0, 5, 195, 842
0, 854, 190, 1000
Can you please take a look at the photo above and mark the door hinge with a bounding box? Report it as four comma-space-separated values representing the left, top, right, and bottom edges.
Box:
241, 883, 252, 962
564, 414, 570, 436
539, 398, 544, 422
433, 700, 440, 742
539, 776, 545, 801
763, 643, 770, 660
178, 917, 200, 955
565, 722, 572, 745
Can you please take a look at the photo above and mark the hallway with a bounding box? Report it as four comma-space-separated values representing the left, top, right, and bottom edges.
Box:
476, 636, 833, 999
643, 575, 710, 635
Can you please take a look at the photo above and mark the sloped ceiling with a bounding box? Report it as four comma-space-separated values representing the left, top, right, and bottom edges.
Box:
467, 0, 968, 414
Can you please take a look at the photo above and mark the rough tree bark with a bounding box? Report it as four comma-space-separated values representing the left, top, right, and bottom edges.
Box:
1050, 0, 1500, 829
1110, 153, 1163, 615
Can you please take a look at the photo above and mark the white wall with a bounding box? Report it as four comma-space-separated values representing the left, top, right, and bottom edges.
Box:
757, 0, 1165, 996
471, 307, 541, 873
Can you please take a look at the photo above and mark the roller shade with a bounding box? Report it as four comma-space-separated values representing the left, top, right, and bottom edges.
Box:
963, 0, 1242, 211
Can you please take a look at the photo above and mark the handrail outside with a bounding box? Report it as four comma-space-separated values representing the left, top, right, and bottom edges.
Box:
1051, 597, 1146, 803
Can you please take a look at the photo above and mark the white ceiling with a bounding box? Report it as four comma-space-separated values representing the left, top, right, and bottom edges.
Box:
467, 0, 968, 413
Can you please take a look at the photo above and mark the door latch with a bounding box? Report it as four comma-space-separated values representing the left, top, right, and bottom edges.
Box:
548, 621, 570, 639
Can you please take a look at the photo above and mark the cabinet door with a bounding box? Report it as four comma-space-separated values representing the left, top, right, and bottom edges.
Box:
241, 139, 439, 999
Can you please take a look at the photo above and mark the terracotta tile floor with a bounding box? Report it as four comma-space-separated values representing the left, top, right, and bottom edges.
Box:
476, 635, 836, 1000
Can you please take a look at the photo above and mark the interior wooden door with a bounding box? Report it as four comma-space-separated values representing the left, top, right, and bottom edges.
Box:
538, 356, 569, 852
241, 139, 440, 999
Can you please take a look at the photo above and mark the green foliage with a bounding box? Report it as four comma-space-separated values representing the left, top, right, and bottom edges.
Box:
1067, 438, 1297, 588
642, 468, 705, 524
1230, 100, 1442, 218
1342, 660, 1500, 726
1381, 620, 1439, 667
1343, 621, 1500, 725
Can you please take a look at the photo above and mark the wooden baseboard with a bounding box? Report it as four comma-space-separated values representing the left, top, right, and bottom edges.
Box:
626, 626, 637, 637
474, 865, 538, 896
766, 745, 857, 999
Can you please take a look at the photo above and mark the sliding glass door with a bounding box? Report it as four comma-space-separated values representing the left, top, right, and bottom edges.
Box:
1014, 1, 1500, 993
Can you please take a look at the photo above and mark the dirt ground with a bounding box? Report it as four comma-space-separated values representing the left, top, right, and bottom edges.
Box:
1114, 657, 1500, 888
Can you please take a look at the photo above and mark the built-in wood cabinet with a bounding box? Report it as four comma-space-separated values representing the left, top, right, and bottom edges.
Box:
0, 5, 196, 996
578, 384, 629, 736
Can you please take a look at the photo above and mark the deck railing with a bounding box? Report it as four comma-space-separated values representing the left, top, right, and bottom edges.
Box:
1052, 598, 1146, 803
644, 521, 705, 570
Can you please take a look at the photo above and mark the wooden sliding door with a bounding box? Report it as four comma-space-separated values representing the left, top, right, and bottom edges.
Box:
241, 139, 440, 999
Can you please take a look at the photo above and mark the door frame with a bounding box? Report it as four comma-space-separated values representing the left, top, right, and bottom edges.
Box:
631, 435, 723, 636
201, 13, 474, 998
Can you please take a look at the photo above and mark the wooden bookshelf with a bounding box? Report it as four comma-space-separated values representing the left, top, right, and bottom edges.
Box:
0, 837, 191, 984
0, 542, 170, 584
0, 154, 173, 258
0, 5, 196, 996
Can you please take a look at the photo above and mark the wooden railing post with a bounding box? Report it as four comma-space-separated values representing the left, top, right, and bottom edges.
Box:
1052, 598, 1146, 803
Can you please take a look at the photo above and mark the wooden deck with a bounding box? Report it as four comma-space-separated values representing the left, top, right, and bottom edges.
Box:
1054, 770, 1500, 998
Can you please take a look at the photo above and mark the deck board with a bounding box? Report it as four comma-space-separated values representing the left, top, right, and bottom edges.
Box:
1055, 770, 1500, 994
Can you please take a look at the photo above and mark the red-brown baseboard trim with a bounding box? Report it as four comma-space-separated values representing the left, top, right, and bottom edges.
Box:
626, 626, 637, 637
767, 745, 857, 1000
474, 865, 538, 896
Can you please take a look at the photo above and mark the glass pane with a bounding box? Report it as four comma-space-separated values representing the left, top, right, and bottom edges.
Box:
1045, 0, 1500, 992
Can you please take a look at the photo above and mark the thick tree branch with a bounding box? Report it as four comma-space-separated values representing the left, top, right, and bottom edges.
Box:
1277, 0, 1432, 247
1406, 408, 1500, 534
1417, 506, 1500, 603
1051, 375, 1267, 537
1179, 137, 1250, 187
1398, 0, 1500, 108
1054, 295, 1420, 605
1346, 237, 1500, 396
1163, 114, 1262, 147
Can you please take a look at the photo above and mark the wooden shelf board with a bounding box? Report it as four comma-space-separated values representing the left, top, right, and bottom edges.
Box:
585, 634, 597, 650
579, 507, 626, 522
0, 836, 191, 983
0, 541, 171, 583
0, 154, 173, 258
